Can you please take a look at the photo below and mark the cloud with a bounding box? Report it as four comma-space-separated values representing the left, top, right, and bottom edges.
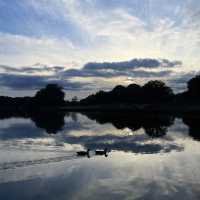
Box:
0, 64, 65, 74
62, 68, 172, 78
0, 32, 78, 66
61, 58, 180, 78
83, 59, 181, 71
0, 122, 44, 140
0, 73, 90, 91
63, 133, 183, 154
167, 71, 199, 92
0, 58, 184, 96
0, 0, 200, 67
1, 0, 199, 97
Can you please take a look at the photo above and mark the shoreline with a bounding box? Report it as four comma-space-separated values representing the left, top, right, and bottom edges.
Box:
1, 104, 200, 114
61, 104, 200, 113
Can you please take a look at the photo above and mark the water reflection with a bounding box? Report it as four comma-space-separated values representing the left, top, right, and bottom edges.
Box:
0, 111, 199, 154
0, 112, 200, 199
0, 112, 199, 156
61, 112, 182, 154
30, 111, 65, 134
0, 111, 199, 144
84, 112, 175, 138
0, 111, 65, 134
182, 116, 200, 141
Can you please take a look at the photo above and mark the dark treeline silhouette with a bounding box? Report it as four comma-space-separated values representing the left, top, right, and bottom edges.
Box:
80, 80, 174, 105
0, 75, 200, 110
79, 75, 200, 107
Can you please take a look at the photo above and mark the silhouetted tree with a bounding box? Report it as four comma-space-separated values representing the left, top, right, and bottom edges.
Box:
81, 90, 110, 105
111, 85, 126, 95
125, 84, 142, 103
70, 96, 79, 106
142, 80, 174, 103
187, 75, 200, 98
72, 96, 78, 102
80, 80, 175, 105
34, 84, 65, 106
109, 85, 126, 102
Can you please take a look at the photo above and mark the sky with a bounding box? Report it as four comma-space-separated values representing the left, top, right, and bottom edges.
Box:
0, 0, 200, 99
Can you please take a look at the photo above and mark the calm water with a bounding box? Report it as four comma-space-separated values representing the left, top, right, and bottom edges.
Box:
0, 112, 200, 200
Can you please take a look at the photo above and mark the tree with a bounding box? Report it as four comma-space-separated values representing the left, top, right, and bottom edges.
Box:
126, 84, 141, 91
125, 84, 142, 103
34, 84, 65, 106
72, 96, 78, 102
110, 85, 126, 102
143, 80, 173, 103
187, 75, 200, 97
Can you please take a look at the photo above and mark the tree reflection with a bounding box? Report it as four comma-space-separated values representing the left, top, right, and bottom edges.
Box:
143, 115, 174, 138
83, 112, 142, 131
31, 111, 65, 134
83, 112, 175, 138
182, 116, 200, 141
0, 110, 66, 134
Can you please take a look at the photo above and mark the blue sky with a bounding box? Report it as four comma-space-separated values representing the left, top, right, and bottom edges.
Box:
0, 0, 200, 98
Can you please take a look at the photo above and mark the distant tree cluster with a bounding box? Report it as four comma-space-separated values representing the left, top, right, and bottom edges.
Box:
80, 80, 174, 105
80, 75, 200, 105
0, 83, 65, 109
187, 75, 200, 98
34, 84, 65, 106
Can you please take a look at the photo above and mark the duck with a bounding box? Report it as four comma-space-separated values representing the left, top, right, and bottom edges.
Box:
95, 148, 108, 157
76, 149, 90, 157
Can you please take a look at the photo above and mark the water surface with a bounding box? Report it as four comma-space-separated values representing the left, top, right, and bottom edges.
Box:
0, 112, 200, 200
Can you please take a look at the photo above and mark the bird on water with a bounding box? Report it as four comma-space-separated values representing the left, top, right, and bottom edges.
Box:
76, 149, 90, 158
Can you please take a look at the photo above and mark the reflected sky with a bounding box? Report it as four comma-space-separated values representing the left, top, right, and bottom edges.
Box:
0, 113, 200, 199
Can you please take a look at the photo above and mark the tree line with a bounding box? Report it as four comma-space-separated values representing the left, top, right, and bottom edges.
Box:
80, 75, 200, 105
0, 75, 200, 108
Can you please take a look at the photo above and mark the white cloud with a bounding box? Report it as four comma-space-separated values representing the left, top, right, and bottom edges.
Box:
0, 32, 82, 67
0, 0, 199, 73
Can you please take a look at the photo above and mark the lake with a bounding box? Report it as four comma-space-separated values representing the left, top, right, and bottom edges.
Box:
0, 112, 200, 200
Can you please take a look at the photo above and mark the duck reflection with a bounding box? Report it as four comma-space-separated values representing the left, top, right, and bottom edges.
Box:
76, 148, 110, 158
95, 148, 109, 157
